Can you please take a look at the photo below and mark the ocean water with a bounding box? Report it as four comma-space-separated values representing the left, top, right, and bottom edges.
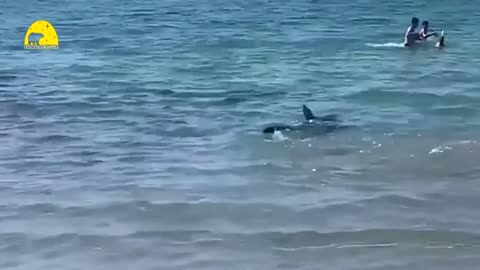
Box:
2, 0, 480, 269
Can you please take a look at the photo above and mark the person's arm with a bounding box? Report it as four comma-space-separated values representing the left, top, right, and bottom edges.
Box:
419, 29, 433, 39
428, 29, 440, 37
407, 32, 421, 40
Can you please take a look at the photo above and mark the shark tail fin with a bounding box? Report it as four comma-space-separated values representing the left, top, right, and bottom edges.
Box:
436, 30, 445, 47
302, 105, 316, 121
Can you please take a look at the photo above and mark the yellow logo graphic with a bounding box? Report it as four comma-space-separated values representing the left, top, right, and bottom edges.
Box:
24, 20, 59, 49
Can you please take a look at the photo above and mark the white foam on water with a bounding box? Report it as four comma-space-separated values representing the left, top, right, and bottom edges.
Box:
429, 146, 452, 155
365, 42, 405, 48
429, 140, 477, 155
272, 130, 288, 142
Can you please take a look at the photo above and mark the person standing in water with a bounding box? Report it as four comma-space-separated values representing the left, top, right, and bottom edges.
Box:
419, 20, 439, 40
419, 20, 445, 48
404, 18, 445, 48
404, 17, 421, 46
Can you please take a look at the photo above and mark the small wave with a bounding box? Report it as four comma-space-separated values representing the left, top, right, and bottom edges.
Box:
158, 89, 176, 95
0, 75, 18, 81
429, 146, 453, 155
273, 243, 399, 251
344, 90, 474, 108
337, 243, 399, 248
80, 37, 115, 45
272, 245, 335, 251
429, 140, 478, 155
171, 238, 224, 245
129, 229, 210, 239
164, 126, 219, 138
366, 42, 404, 48
211, 97, 248, 106
262, 130, 290, 142
272, 130, 288, 142
35, 134, 83, 144
262, 229, 480, 247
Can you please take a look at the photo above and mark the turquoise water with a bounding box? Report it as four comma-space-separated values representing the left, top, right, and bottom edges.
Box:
2, 0, 480, 269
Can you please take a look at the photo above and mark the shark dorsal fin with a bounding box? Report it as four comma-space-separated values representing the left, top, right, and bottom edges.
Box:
302, 105, 316, 121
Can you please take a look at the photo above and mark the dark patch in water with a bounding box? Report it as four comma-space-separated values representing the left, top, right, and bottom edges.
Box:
158, 89, 175, 95
35, 134, 82, 144
0, 75, 17, 81
213, 97, 248, 106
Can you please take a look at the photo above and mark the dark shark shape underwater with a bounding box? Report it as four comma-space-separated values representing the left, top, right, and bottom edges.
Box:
262, 105, 349, 137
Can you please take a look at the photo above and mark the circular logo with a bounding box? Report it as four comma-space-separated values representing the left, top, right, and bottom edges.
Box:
24, 20, 59, 49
